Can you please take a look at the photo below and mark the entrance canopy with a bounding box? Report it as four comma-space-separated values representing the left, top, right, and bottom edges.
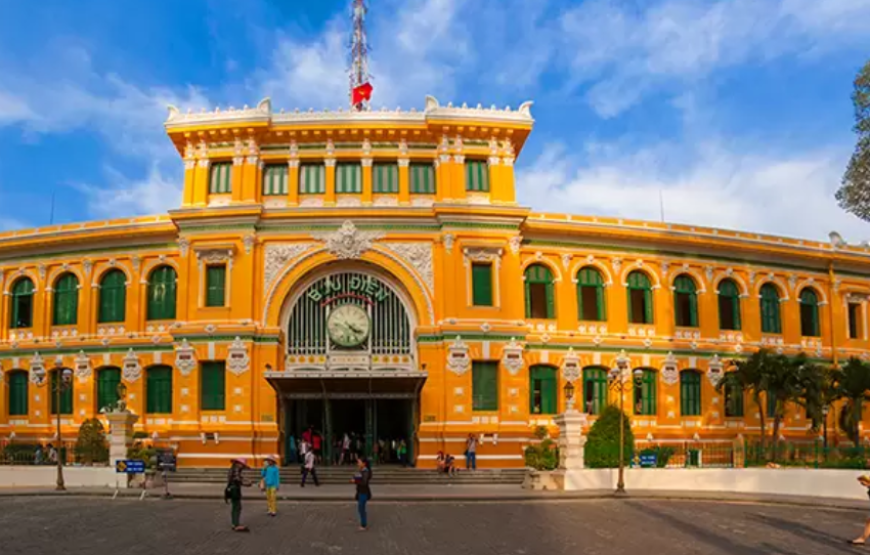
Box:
266, 370, 427, 399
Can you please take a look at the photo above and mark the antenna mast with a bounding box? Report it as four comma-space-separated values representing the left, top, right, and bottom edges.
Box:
349, 0, 371, 111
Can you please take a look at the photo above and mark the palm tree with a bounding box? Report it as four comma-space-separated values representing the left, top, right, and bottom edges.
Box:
717, 350, 771, 450
837, 358, 870, 445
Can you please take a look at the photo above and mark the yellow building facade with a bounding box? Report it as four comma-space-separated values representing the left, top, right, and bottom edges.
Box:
1, 96, 870, 468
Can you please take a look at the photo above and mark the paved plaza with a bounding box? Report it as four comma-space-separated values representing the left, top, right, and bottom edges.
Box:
0, 496, 866, 555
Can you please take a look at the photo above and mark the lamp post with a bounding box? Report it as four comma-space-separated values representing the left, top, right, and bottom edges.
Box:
48, 365, 74, 491
608, 350, 643, 496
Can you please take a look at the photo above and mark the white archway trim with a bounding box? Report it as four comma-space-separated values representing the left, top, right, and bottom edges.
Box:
570, 260, 614, 287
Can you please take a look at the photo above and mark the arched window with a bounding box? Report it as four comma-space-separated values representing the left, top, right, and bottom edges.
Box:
98, 270, 127, 324
680, 370, 702, 416
673, 274, 698, 327
7, 370, 28, 416
53, 273, 79, 326
634, 368, 657, 416
724, 380, 744, 417
529, 365, 557, 415
96, 367, 122, 411
626, 271, 654, 324
577, 267, 606, 321
146, 365, 173, 414
10, 278, 34, 329
760, 283, 782, 334
800, 288, 821, 337
524, 264, 555, 319
49, 369, 73, 415
583, 367, 608, 415
718, 279, 741, 331
147, 266, 177, 321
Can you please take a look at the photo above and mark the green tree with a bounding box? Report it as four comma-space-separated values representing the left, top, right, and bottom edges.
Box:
836, 60, 870, 220
585, 405, 634, 468
74, 418, 109, 465
836, 357, 870, 445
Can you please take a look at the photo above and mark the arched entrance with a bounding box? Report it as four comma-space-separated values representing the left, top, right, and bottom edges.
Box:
268, 262, 426, 466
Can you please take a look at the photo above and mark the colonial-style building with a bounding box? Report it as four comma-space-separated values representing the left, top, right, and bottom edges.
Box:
1, 96, 868, 467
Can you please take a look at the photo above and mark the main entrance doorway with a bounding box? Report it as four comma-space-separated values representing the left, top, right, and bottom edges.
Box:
280, 395, 416, 466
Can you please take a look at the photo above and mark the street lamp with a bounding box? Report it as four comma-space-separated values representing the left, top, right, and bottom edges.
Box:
608, 350, 643, 496
42, 365, 73, 491
563, 381, 576, 412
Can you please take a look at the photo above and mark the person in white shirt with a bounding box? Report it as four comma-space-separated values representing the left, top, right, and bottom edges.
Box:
301, 449, 319, 487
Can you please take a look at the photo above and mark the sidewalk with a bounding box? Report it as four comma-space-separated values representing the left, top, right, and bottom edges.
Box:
0, 482, 867, 510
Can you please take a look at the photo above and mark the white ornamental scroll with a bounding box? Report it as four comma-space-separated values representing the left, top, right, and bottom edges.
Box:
501, 338, 525, 376
175, 339, 196, 376
227, 337, 250, 376
446, 336, 471, 376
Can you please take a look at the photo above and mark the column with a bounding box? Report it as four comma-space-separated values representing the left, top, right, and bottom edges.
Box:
398, 158, 410, 205
361, 158, 373, 205
324, 159, 337, 205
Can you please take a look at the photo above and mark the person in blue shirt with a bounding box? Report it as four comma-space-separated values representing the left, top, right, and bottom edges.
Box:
260, 456, 281, 517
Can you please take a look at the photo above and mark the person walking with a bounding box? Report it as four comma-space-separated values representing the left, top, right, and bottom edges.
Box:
465, 433, 478, 470
301, 447, 319, 487
352, 457, 372, 531
225, 458, 253, 532
260, 456, 281, 517
851, 474, 870, 544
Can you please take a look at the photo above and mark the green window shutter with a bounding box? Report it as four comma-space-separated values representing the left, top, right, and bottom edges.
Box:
146, 366, 173, 414
10, 278, 34, 329
410, 163, 436, 194
335, 162, 361, 194
760, 284, 782, 334
52, 273, 79, 326
472, 361, 498, 411
97, 368, 121, 411
8, 371, 28, 416
471, 263, 493, 306
680, 372, 701, 416
262, 165, 288, 196
98, 270, 127, 323
205, 265, 227, 307
800, 289, 820, 337
201, 362, 226, 411
465, 160, 490, 192
49, 370, 73, 415
209, 162, 232, 194
373, 163, 399, 193
147, 266, 177, 320
299, 164, 326, 194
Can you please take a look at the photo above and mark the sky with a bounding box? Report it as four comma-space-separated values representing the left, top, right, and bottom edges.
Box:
0, 0, 869, 242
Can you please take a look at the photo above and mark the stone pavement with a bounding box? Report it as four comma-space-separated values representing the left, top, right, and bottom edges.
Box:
0, 496, 867, 555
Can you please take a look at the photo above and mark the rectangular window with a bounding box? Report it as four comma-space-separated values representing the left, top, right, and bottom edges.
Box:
335, 162, 362, 193
262, 164, 288, 196
410, 162, 436, 194
472, 361, 498, 411
849, 303, 863, 339
465, 160, 490, 192
373, 163, 399, 193
201, 361, 226, 411
209, 162, 232, 194
299, 163, 325, 194
471, 263, 493, 306
205, 265, 227, 308
725, 383, 744, 417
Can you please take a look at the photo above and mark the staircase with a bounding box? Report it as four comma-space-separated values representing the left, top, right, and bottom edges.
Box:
172, 466, 526, 485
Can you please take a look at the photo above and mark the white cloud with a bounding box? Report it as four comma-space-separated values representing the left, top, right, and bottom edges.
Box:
516, 141, 869, 242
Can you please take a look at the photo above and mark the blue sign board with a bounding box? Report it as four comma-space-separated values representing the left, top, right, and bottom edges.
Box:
116, 459, 146, 474
639, 454, 657, 468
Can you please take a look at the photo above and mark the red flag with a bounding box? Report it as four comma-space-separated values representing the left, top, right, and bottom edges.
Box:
351, 82, 373, 106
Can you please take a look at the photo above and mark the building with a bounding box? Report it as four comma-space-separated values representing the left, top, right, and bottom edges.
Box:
1, 96, 869, 468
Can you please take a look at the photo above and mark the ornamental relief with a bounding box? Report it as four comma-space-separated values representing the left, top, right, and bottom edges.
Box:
379, 242, 434, 293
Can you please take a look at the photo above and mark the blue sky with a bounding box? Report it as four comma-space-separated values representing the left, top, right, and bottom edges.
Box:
1, 0, 869, 241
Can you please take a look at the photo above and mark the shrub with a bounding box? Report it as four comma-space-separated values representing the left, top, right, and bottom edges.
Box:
585, 405, 635, 468
75, 418, 109, 465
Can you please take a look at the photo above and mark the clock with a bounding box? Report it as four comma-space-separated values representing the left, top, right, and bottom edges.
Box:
327, 304, 370, 347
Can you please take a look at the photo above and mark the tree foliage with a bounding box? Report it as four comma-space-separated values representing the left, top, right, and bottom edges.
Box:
836, 60, 870, 221
585, 405, 635, 468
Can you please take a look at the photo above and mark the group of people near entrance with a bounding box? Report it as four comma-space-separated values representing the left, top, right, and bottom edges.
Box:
224, 452, 372, 533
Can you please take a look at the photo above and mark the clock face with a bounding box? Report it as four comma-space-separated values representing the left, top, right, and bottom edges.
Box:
327, 304, 370, 347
